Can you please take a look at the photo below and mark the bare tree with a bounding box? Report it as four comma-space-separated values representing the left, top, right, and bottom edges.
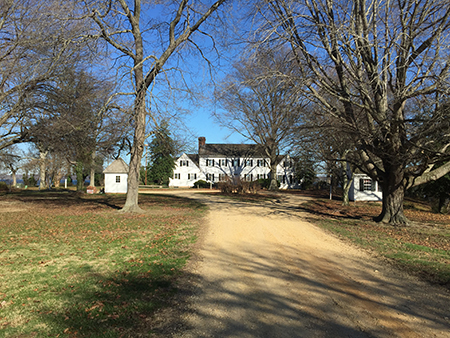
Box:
256, 0, 450, 224
0, 0, 92, 151
214, 48, 305, 190
25, 69, 130, 191
0, 146, 22, 186
83, 0, 227, 212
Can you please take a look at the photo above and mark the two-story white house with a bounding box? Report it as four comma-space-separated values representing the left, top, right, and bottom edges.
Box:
169, 137, 298, 189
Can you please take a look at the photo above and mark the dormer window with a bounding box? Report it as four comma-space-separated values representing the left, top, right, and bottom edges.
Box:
180, 160, 189, 167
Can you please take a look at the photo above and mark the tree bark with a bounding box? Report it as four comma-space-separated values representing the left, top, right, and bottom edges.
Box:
342, 174, 352, 206
53, 170, 63, 188
120, 89, 145, 213
11, 170, 17, 187
341, 158, 352, 206
269, 165, 278, 191
374, 167, 409, 225
90, 151, 96, 188
75, 161, 84, 191
268, 152, 279, 191
39, 150, 48, 190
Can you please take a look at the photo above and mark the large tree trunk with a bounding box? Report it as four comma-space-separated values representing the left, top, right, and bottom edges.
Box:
341, 152, 352, 206
268, 151, 279, 191
53, 169, 63, 188
75, 161, 84, 191
90, 151, 96, 188
374, 166, 409, 225
11, 170, 17, 187
269, 165, 278, 191
121, 89, 145, 213
342, 174, 352, 206
39, 150, 48, 190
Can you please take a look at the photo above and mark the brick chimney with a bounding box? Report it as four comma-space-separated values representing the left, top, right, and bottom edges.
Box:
198, 137, 206, 151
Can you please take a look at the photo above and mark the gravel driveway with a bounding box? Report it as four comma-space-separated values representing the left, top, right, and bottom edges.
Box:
145, 190, 450, 338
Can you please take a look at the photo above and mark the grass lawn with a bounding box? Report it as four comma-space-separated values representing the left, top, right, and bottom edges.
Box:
296, 195, 450, 288
0, 190, 205, 337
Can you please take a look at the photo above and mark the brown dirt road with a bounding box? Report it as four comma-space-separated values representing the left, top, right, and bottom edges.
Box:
146, 190, 450, 338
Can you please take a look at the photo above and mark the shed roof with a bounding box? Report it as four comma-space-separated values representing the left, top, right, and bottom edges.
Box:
103, 158, 129, 174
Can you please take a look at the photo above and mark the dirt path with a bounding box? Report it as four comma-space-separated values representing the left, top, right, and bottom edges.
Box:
147, 191, 450, 337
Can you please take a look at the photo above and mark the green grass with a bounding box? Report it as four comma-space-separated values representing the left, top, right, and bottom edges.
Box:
0, 191, 205, 337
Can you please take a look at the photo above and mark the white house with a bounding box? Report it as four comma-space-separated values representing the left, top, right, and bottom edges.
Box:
349, 173, 382, 202
169, 137, 298, 189
103, 158, 129, 193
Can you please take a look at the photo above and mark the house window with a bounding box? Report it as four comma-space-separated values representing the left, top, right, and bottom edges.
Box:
180, 160, 189, 167
244, 174, 253, 181
116, 176, 120, 183
219, 174, 226, 181
245, 159, 253, 166
257, 159, 267, 167
206, 159, 214, 166
232, 159, 239, 167
220, 159, 227, 166
174, 173, 180, 179
360, 178, 375, 191
206, 173, 215, 181
187, 173, 197, 180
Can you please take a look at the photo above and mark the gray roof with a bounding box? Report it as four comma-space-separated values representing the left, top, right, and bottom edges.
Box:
199, 143, 267, 157
186, 154, 200, 167
103, 158, 129, 173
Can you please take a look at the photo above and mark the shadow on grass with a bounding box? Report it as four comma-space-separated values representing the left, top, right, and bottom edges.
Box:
38, 266, 182, 337
295, 199, 373, 221
5, 189, 204, 213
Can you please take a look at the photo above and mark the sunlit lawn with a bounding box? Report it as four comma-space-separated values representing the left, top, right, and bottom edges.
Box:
0, 190, 205, 337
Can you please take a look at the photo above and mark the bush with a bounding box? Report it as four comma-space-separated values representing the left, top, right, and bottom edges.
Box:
28, 176, 37, 187
257, 178, 280, 189
249, 180, 260, 193
0, 181, 9, 192
217, 181, 233, 193
217, 178, 261, 194
193, 180, 210, 189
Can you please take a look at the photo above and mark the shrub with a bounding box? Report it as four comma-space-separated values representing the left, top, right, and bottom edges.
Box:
257, 178, 280, 189
218, 178, 260, 194
217, 181, 233, 193
0, 181, 9, 192
193, 180, 210, 189
28, 176, 37, 187
249, 180, 260, 193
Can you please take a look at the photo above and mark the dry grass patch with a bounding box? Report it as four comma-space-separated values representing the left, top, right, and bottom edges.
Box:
297, 196, 450, 287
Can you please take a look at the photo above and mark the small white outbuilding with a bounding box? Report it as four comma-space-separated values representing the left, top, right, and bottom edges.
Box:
103, 158, 129, 194
349, 173, 382, 202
